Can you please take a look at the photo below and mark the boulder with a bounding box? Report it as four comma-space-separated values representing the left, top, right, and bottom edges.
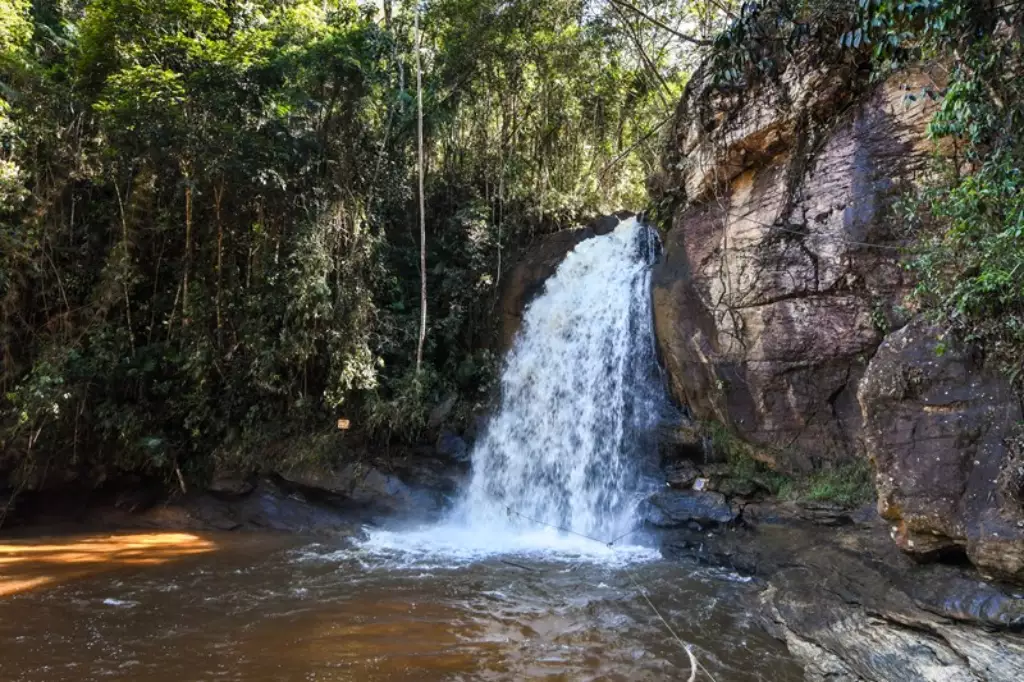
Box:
349, 467, 415, 511
714, 477, 759, 498
275, 462, 421, 518
859, 317, 1024, 579
642, 489, 736, 528
191, 478, 359, 535
664, 459, 700, 489
762, 558, 1024, 682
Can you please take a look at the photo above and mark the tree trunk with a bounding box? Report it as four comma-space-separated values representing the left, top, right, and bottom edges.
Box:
414, 7, 427, 376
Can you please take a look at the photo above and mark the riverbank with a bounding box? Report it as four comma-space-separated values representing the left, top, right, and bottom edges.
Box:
4, 476, 1023, 682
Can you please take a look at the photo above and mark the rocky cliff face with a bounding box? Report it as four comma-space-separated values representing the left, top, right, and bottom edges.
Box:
651, 61, 939, 472
650, 59, 1024, 579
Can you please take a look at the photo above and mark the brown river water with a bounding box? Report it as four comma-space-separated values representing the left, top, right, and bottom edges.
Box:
0, 529, 802, 681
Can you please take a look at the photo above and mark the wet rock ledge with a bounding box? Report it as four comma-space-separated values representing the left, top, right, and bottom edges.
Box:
661, 519, 1024, 682
1, 452, 467, 538
646, 423, 1024, 681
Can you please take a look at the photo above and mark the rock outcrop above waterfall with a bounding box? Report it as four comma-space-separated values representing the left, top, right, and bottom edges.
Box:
499, 212, 634, 350
650, 57, 1024, 578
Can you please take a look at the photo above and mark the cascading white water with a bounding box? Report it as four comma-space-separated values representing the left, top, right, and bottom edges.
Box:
454, 217, 665, 543
360, 217, 666, 560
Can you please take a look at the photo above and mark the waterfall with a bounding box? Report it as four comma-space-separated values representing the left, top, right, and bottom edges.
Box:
456, 217, 665, 543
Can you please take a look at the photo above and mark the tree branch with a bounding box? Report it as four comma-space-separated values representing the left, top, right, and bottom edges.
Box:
598, 111, 674, 179
608, 0, 713, 46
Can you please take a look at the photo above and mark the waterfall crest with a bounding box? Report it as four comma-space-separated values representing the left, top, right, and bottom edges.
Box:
456, 217, 664, 542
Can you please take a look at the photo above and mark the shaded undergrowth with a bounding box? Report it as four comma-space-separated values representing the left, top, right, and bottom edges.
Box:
706, 421, 875, 507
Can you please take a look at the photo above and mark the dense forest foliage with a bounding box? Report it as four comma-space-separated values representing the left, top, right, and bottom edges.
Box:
0, 0, 721, 488
1, 0, 1020, 493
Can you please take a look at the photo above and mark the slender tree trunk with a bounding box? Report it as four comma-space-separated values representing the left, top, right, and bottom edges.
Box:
214, 182, 225, 349
414, 6, 427, 375
496, 103, 505, 298
183, 174, 192, 330
115, 180, 135, 355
